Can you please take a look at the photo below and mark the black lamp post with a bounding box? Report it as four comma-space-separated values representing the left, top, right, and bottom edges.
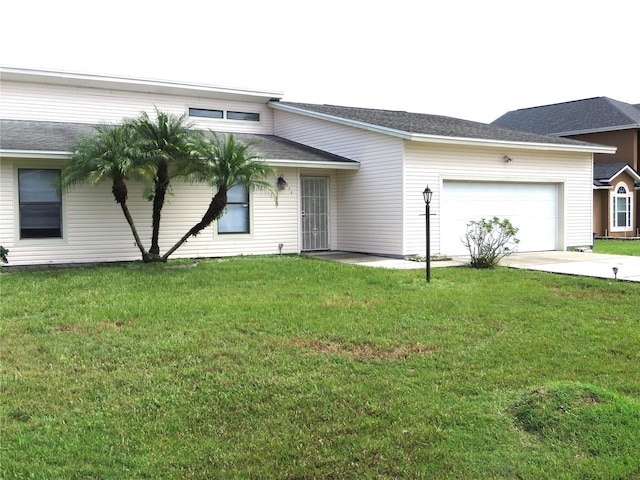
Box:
423, 186, 433, 283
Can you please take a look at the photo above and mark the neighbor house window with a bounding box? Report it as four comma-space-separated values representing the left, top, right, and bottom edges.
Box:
226, 111, 260, 121
218, 185, 249, 234
189, 107, 223, 119
18, 169, 62, 239
611, 184, 632, 231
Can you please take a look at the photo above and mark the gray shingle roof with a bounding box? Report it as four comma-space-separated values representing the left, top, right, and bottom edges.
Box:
274, 101, 599, 147
0, 119, 356, 165
491, 97, 640, 135
593, 162, 640, 187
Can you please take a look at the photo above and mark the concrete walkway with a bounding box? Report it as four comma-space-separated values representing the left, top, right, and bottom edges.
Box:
306, 251, 640, 282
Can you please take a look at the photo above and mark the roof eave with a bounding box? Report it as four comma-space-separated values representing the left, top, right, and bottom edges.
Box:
606, 165, 640, 184
408, 133, 618, 154
551, 124, 640, 136
268, 158, 360, 170
0, 149, 71, 159
1, 66, 284, 104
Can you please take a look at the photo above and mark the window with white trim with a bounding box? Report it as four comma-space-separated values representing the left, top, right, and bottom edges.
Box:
218, 185, 249, 234
18, 168, 62, 239
611, 183, 632, 231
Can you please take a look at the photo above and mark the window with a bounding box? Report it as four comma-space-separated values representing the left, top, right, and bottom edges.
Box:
189, 107, 223, 119
18, 169, 62, 239
226, 111, 260, 122
611, 184, 632, 231
218, 185, 249, 234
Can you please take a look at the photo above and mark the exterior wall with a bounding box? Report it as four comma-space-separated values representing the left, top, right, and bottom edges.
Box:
593, 189, 608, 237
274, 110, 405, 255
404, 143, 594, 256
1, 156, 298, 266
0, 80, 275, 134
595, 171, 638, 238
571, 129, 639, 170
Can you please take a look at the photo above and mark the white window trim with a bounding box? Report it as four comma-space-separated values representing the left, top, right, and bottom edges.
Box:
610, 182, 633, 232
13, 163, 67, 244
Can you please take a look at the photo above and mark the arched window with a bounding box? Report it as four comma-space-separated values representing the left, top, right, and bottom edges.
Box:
611, 183, 632, 231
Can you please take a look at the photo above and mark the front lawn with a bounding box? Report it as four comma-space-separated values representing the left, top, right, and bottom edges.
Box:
594, 238, 640, 256
2, 257, 639, 479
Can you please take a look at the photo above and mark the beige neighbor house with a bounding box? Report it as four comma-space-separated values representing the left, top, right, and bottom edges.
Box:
0, 67, 615, 266
493, 97, 640, 238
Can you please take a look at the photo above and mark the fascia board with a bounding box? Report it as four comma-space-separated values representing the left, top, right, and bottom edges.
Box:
265, 159, 360, 170
1, 66, 283, 103
0, 150, 71, 159
408, 133, 618, 154
551, 125, 640, 136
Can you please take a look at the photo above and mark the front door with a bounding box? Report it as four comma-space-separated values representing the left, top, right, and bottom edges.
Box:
301, 176, 329, 251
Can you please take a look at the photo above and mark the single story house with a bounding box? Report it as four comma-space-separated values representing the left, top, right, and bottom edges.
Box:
0, 67, 616, 266
492, 97, 640, 237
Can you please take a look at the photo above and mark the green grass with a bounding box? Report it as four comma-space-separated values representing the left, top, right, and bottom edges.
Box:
2, 256, 640, 479
594, 239, 640, 256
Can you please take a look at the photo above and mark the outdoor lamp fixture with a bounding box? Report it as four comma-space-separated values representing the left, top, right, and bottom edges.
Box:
423, 186, 433, 283
277, 174, 288, 191
612, 266, 619, 280
503, 155, 513, 163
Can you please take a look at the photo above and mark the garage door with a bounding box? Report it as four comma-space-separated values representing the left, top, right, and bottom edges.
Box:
441, 181, 558, 256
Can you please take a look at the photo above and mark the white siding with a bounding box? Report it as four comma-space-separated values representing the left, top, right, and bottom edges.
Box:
275, 110, 405, 256
1, 156, 297, 266
404, 142, 593, 257
0, 81, 274, 134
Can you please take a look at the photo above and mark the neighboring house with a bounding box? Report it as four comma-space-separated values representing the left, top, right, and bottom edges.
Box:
0, 67, 615, 266
493, 97, 640, 238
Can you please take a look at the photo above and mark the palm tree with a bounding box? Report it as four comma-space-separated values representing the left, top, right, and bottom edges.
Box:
59, 123, 151, 259
132, 109, 201, 258
162, 132, 276, 260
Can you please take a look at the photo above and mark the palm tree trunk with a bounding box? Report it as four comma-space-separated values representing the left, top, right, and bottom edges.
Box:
150, 161, 169, 257
111, 176, 148, 260
162, 189, 227, 261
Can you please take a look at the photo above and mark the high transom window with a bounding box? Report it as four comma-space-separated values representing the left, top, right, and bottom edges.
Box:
18, 169, 62, 239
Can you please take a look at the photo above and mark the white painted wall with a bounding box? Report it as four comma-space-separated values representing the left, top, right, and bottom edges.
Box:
1, 156, 297, 266
275, 110, 406, 255
0, 80, 274, 134
404, 142, 594, 257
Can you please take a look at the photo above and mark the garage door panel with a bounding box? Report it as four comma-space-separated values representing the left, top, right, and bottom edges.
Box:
441, 182, 557, 256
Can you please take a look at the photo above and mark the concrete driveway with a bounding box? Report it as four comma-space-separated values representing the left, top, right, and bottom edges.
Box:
307, 251, 640, 282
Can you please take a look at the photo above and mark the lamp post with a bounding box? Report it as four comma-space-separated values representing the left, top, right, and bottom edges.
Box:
423, 186, 433, 283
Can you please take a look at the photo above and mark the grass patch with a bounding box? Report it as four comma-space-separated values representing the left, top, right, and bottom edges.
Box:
2, 256, 640, 478
594, 239, 640, 256
509, 382, 640, 478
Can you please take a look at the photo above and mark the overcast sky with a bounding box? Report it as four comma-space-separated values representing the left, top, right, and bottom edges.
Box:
1, 0, 637, 123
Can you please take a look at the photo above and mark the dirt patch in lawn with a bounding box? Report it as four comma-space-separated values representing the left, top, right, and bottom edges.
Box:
290, 338, 436, 361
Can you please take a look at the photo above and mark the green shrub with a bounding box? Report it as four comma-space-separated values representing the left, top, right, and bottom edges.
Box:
462, 217, 519, 268
1, 245, 8, 264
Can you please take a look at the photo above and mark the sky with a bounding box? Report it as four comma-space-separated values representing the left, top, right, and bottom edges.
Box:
1, 0, 637, 123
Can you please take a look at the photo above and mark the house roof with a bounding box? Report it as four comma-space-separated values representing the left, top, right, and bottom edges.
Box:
270, 101, 615, 153
0, 119, 359, 169
492, 97, 640, 136
0, 66, 283, 104
593, 162, 640, 188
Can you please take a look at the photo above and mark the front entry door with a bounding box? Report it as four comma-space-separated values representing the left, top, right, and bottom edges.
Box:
301, 176, 329, 251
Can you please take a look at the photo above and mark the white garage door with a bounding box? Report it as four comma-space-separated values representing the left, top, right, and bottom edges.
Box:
441, 181, 558, 256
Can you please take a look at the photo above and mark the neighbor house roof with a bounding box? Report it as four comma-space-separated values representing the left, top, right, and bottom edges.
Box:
492, 97, 640, 136
270, 101, 615, 153
0, 119, 359, 169
593, 162, 640, 189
